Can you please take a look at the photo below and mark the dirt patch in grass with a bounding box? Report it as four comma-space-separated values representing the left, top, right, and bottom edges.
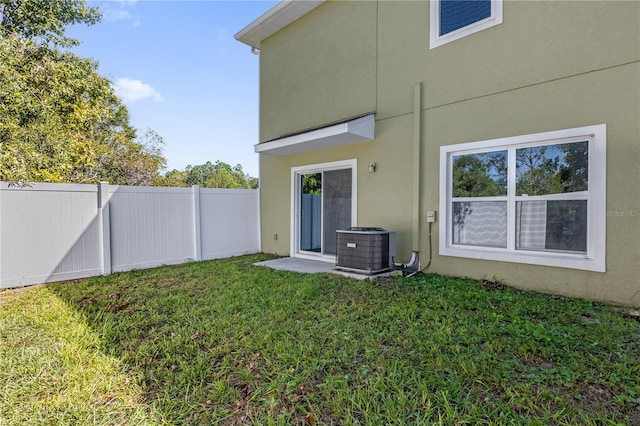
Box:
105, 301, 131, 313
520, 355, 555, 371
476, 278, 506, 291
559, 382, 634, 422
372, 276, 398, 287
621, 310, 640, 323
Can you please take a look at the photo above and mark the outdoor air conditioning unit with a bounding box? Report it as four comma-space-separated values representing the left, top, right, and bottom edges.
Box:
335, 227, 396, 275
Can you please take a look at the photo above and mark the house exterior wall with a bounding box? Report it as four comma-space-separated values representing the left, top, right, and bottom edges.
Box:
255, 0, 640, 306
259, 0, 377, 142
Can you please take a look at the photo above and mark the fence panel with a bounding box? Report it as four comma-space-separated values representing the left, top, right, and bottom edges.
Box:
199, 188, 260, 260
0, 183, 102, 288
108, 186, 197, 272
0, 182, 260, 288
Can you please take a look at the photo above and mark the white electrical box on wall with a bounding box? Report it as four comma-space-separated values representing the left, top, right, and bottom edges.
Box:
427, 211, 437, 223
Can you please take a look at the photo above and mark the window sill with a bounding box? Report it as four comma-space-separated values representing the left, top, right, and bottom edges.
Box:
440, 245, 605, 273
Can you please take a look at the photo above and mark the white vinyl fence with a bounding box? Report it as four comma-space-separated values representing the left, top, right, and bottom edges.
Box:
0, 182, 260, 288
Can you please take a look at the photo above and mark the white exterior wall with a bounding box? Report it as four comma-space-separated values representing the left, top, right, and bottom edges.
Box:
0, 182, 260, 288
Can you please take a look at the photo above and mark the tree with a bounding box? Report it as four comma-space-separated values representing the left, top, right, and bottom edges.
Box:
0, 1, 167, 186
92, 128, 167, 186
187, 161, 256, 189
155, 168, 188, 188
515, 143, 588, 196
0, 0, 100, 47
0, 36, 166, 185
516, 146, 562, 196
155, 161, 258, 189
452, 152, 506, 197
558, 141, 588, 193
301, 173, 321, 195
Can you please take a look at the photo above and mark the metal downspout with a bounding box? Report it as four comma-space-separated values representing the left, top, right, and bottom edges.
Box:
412, 82, 422, 256
392, 82, 423, 275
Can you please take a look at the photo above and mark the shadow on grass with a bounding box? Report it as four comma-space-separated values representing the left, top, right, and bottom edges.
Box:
44, 253, 640, 425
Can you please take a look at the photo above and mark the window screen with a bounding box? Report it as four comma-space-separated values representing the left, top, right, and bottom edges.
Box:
440, 0, 492, 36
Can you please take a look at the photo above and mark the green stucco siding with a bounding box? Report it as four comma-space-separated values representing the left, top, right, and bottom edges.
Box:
424, 62, 640, 305
259, 0, 377, 142
256, 0, 640, 306
377, 1, 640, 119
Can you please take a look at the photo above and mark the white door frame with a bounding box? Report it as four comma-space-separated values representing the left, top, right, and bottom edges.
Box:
290, 159, 357, 262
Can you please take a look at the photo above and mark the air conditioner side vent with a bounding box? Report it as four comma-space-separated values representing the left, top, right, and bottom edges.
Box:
335, 228, 396, 275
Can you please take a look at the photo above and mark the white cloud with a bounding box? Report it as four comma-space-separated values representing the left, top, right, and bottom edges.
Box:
101, 1, 141, 27
103, 9, 132, 22
113, 78, 163, 103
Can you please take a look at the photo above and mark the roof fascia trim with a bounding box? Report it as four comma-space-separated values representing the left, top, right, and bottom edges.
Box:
234, 1, 325, 50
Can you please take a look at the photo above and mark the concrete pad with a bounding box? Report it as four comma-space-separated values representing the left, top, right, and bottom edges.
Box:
254, 257, 335, 274
254, 257, 403, 280
330, 269, 402, 280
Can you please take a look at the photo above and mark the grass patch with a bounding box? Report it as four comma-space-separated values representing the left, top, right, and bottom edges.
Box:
1, 253, 639, 425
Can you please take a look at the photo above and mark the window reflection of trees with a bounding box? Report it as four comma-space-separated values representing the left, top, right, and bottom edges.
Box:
451, 141, 589, 252
516, 142, 588, 196
452, 151, 507, 197
452, 151, 507, 236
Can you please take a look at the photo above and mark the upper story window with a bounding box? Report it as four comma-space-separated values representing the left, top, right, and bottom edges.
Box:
439, 125, 606, 272
430, 0, 503, 49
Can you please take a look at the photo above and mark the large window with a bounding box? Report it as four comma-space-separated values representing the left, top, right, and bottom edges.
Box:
439, 125, 606, 272
430, 0, 503, 49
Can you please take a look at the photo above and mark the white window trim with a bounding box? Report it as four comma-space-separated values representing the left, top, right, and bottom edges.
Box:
290, 159, 357, 263
439, 125, 606, 272
430, 0, 503, 49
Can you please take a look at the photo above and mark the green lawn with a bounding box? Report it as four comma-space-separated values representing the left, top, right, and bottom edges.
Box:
1, 254, 638, 425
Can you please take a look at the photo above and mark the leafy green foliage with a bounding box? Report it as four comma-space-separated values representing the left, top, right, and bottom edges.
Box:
0, 0, 100, 47
558, 142, 589, 192
452, 151, 507, 197
2, 255, 638, 424
516, 146, 563, 195
301, 172, 321, 195
0, 0, 167, 185
1, 0, 252, 188
0, 36, 166, 185
156, 161, 258, 189
453, 142, 589, 199
516, 142, 588, 196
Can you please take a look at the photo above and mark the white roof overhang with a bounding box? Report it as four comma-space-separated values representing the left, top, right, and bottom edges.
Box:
234, 1, 326, 50
254, 114, 375, 156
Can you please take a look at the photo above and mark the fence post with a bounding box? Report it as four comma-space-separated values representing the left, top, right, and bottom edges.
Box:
192, 185, 202, 261
98, 182, 112, 275
256, 187, 262, 253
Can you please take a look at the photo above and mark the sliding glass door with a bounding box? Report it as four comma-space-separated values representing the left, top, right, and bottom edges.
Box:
293, 160, 356, 260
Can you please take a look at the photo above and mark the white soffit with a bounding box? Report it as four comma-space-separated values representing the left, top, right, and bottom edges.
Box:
234, 0, 326, 50
255, 114, 375, 156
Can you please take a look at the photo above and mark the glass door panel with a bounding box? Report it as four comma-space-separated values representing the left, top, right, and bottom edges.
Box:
323, 169, 352, 255
296, 166, 353, 257
299, 173, 322, 252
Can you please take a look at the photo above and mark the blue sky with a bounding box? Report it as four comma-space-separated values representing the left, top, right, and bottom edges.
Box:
68, 1, 278, 177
